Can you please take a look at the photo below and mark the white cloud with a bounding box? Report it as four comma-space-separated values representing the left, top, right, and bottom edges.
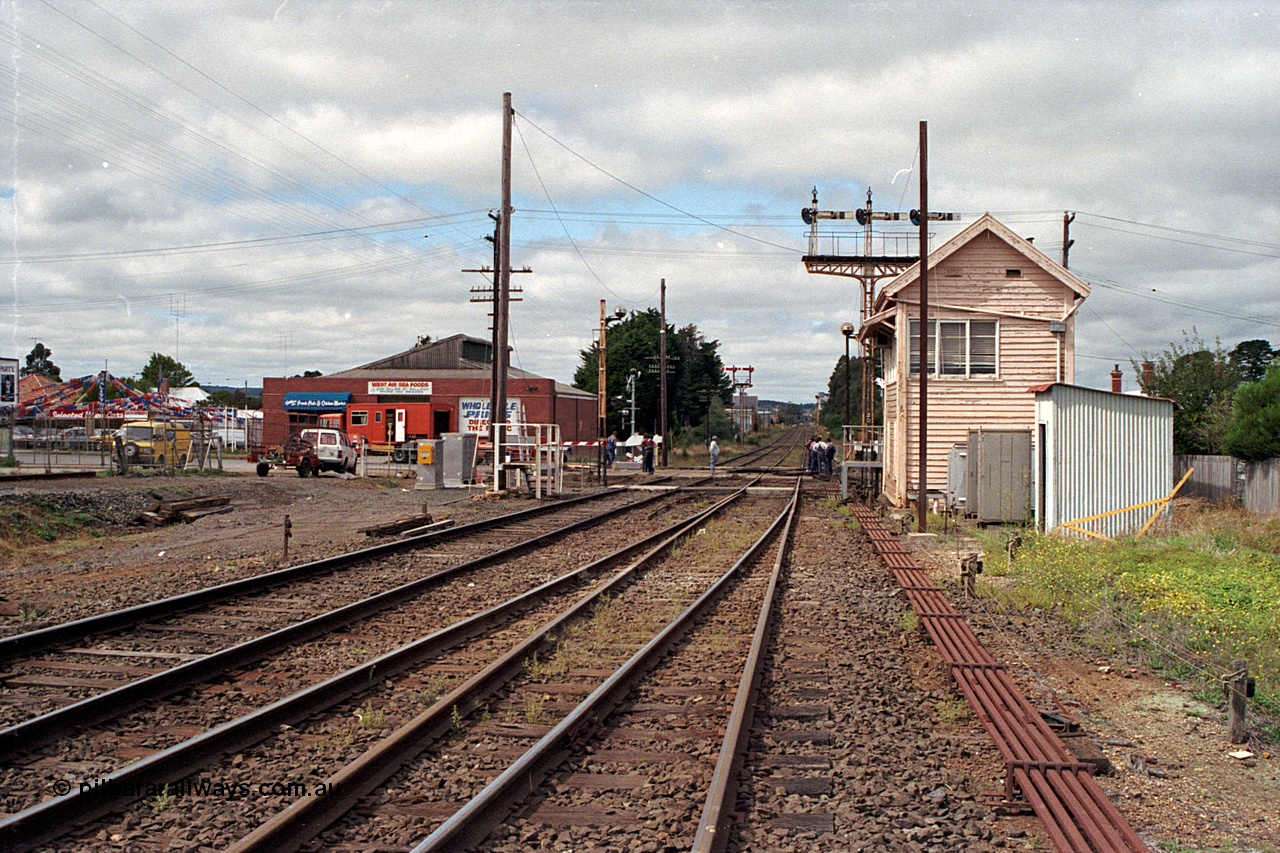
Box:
0, 0, 1275, 400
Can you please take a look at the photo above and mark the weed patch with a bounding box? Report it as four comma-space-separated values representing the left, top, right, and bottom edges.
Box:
979, 511, 1280, 721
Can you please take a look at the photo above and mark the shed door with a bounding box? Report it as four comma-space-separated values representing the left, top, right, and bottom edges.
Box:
394, 409, 406, 443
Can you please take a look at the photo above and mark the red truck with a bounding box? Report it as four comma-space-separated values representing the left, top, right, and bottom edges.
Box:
318, 402, 453, 463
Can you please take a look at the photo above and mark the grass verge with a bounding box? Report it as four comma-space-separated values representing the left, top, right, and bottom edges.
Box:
976, 502, 1280, 735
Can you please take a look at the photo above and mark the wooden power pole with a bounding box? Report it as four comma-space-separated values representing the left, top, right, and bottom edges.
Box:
917, 119, 929, 534
659, 278, 668, 467
493, 92, 513, 488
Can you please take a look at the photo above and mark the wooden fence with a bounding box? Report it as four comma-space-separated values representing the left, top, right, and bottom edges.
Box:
1174, 455, 1280, 516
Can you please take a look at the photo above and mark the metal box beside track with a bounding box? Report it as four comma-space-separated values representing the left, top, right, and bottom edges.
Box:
965, 428, 1032, 525
442, 432, 478, 488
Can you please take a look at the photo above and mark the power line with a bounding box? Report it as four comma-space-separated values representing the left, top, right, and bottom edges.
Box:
513, 110, 803, 255
512, 115, 647, 305
0, 212, 487, 265
1074, 220, 1280, 260
1077, 269, 1280, 330
1073, 211, 1280, 251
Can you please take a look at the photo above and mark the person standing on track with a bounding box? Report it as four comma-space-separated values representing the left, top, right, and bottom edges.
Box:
708, 435, 720, 476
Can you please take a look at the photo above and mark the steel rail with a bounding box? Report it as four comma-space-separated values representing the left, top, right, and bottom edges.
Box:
0, 489, 619, 662
851, 506, 1149, 853
412, 488, 800, 852
0, 491, 737, 853
224, 489, 751, 853
721, 424, 805, 470
691, 477, 801, 852
0, 490, 667, 761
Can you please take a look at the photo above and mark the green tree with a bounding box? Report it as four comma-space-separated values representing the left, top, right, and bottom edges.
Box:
705, 397, 733, 441
573, 311, 730, 439
1222, 363, 1280, 461
415, 334, 433, 348
1230, 339, 1276, 383
1137, 333, 1238, 455
821, 354, 872, 436
138, 353, 197, 391
22, 342, 61, 380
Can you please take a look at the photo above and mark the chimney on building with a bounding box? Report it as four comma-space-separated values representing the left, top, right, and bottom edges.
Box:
1141, 360, 1155, 391
1111, 364, 1123, 394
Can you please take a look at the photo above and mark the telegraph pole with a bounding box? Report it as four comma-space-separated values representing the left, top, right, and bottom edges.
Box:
597, 301, 608, 485
659, 278, 668, 467
494, 92, 513, 489
487, 214, 500, 439
917, 120, 929, 534
1062, 211, 1076, 269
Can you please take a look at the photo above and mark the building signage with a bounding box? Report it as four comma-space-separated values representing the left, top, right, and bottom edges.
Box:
0, 358, 16, 409
459, 398, 522, 434
282, 392, 351, 412
367, 380, 432, 396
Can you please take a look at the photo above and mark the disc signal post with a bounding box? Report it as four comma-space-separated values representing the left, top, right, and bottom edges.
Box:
799, 187, 957, 446
723, 366, 754, 438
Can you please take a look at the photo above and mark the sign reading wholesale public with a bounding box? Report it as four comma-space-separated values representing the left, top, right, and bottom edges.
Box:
459, 398, 522, 434
368, 380, 432, 396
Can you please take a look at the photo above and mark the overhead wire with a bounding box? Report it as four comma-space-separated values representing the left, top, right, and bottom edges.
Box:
512, 113, 656, 305
513, 109, 803, 255
1074, 220, 1280, 260
1077, 268, 1280, 330
3, 3, 494, 304
38, 0, 486, 254
0, 212, 487, 265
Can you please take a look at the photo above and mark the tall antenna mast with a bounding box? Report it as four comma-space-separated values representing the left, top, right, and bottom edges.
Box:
169, 293, 187, 359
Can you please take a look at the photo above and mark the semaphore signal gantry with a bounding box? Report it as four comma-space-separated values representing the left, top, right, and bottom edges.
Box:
800, 186, 959, 445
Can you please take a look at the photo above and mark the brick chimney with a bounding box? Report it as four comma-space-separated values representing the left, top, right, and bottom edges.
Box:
1141, 360, 1155, 391
1110, 364, 1123, 394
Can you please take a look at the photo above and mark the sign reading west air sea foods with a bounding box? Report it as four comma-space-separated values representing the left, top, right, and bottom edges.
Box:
368, 380, 433, 396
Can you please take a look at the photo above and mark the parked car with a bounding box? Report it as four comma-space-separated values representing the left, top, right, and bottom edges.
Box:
297, 428, 357, 474
58, 427, 93, 450
12, 425, 34, 448
118, 420, 194, 467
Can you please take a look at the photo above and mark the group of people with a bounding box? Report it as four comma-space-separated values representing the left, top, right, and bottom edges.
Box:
806, 435, 838, 476
605, 432, 657, 473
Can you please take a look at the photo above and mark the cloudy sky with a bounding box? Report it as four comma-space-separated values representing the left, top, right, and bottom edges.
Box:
2, 1, 1277, 402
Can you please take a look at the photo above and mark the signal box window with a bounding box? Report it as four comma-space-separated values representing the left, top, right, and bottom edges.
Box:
909, 318, 998, 377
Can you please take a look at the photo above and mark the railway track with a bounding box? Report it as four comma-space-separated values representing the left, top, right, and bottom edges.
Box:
720, 424, 807, 472
1, 479, 787, 851
0, 488, 728, 842
0, 490, 663, 741
1, 480, 1151, 851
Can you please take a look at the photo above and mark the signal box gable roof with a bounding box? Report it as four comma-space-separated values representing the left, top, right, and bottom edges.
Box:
874, 213, 1090, 312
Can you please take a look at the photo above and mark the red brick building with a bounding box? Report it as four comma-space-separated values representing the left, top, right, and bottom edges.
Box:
261, 334, 596, 446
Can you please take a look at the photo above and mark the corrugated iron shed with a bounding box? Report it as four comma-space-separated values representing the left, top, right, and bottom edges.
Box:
1033, 384, 1174, 538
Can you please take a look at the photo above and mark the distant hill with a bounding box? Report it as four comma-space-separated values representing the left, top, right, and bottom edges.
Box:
202, 385, 263, 397
760, 398, 815, 410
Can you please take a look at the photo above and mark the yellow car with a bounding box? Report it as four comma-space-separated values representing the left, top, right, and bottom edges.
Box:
118, 420, 194, 467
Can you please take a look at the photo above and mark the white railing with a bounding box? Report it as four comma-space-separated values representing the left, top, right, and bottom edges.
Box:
493, 423, 563, 498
